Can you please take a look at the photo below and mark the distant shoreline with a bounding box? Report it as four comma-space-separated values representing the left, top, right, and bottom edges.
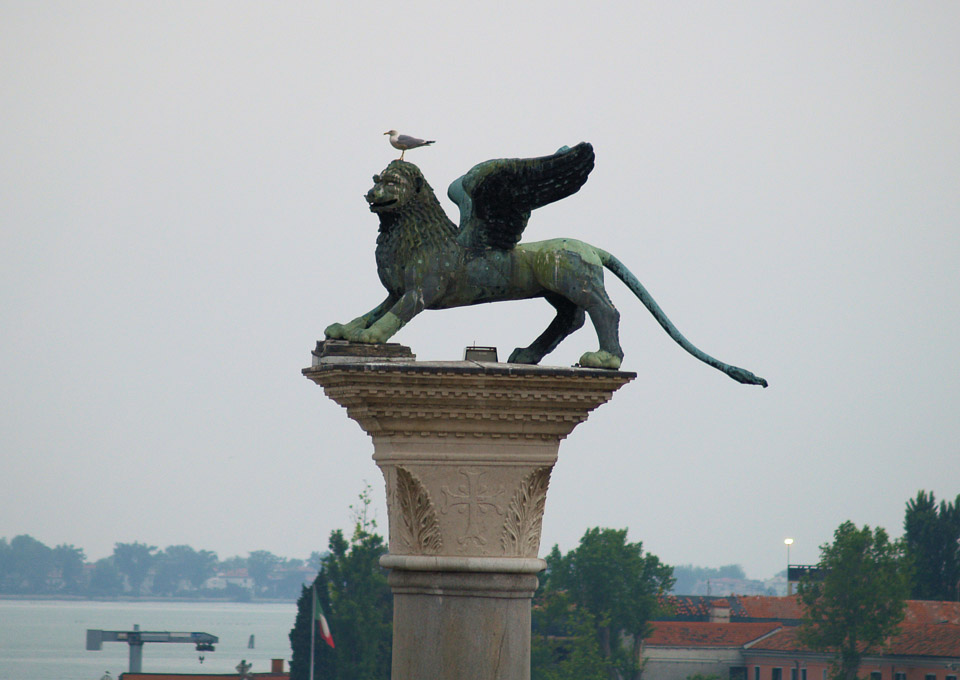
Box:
0, 594, 297, 604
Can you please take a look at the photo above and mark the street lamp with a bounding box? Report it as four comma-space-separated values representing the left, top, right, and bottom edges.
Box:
784, 538, 794, 595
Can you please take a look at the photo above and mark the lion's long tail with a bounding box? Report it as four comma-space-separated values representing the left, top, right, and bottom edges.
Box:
599, 250, 768, 387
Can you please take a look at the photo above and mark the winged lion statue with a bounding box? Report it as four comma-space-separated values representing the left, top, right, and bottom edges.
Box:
324, 143, 767, 386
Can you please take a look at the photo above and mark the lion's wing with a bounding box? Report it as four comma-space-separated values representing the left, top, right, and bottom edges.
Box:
447, 142, 595, 251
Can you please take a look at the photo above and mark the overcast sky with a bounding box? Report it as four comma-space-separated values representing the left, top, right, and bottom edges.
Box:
2, 2, 958, 580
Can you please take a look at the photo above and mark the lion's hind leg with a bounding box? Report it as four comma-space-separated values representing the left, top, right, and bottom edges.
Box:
566, 278, 624, 370
525, 243, 624, 369
507, 294, 585, 365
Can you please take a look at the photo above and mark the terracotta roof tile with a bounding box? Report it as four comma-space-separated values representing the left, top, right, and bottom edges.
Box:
747, 627, 805, 651
645, 622, 782, 648
744, 622, 960, 658
902, 601, 960, 625
736, 595, 802, 620
887, 623, 960, 657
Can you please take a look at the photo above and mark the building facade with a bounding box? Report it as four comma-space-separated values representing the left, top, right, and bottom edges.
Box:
642, 597, 960, 680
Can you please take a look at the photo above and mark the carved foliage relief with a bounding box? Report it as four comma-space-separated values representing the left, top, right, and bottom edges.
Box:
393, 465, 442, 554
500, 466, 553, 557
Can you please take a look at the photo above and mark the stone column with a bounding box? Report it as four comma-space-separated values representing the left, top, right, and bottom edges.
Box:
304, 346, 633, 680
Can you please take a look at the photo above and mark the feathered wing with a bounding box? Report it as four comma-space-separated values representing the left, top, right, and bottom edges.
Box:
447, 142, 595, 251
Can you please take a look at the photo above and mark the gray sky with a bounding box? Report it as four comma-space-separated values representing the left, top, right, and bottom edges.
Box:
2, 2, 958, 580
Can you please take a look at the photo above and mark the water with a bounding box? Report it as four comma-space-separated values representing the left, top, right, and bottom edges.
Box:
0, 599, 297, 680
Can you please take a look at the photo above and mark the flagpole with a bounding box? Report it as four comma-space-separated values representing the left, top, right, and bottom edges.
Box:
309, 584, 316, 680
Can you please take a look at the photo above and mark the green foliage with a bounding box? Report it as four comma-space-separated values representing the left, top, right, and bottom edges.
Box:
2, 535, 53, 593
89, 557, 123, 595
798, 521, 910, 680
349, 481, 379, 532
0, 533, 304, 598
247, 550, 281, 595
113, 542, 157, 595
532, 590, 609, 680
290, 527, 392, 680
51, 544, 86, 593
154, 545, 218, 595
538, 528, 674, 680
903, 490, 960, 601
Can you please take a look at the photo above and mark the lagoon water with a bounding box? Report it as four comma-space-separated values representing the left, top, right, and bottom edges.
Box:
0, 599, 297, 680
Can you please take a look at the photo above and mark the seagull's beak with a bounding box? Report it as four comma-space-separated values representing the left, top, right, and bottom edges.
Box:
383, 131, 390, 135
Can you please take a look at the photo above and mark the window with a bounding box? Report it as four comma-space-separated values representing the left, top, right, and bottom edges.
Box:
895, 674, 906, 680
822, 671, 828, 680
791, 669, 798, 680
802, 670, 807, 680
871, 673, 881, 680
755, 668, 760, 680
926, 675, 936, 680
946, 675, 957, 680
772, 669, 783, 680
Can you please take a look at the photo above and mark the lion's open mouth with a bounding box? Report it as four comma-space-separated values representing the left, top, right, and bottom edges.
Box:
370, 199, 398, 210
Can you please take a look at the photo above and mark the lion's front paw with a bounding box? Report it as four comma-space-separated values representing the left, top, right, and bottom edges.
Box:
355, 327, 389, 344
578, 350, 622, 370
325, 322, 348, 339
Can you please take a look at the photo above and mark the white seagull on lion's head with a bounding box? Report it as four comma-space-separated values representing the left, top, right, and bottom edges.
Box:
384, 130, 435, 161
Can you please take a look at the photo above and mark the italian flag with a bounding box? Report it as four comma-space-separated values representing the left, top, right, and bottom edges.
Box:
313, 586, 335, 649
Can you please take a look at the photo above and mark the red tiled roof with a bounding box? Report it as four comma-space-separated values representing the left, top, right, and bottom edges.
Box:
660, 595, 713, 618
737, 595, 802, 620
719, 597, 960, 625
903, 601, 960, 625
747, 626, 805, 651
888, 623, 960, 657
746, 622, 960, 658
645, 622, 782, 648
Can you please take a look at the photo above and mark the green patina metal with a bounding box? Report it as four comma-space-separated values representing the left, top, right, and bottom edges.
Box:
324, 143, 767, 386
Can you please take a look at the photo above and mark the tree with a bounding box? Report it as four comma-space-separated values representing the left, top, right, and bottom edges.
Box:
0, 539, 9, 591
51, 544, 86, 593
5, 535, 54, 593
247, 550, 281, 595
539, 528, 674, 680
798, 521, 910, 680
289, 523, 391, 680
903, 490, 960, 601
89, 557, 124, 595
532, 589, 609, 680
186, 548, 219, 589
218, 555, 247, 571
113, 542, 157, 594
154, 545, 218, 595
308, 551, 326, 572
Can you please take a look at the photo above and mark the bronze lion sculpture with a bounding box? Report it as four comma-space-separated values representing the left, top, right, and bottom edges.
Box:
325, 143, 767, 386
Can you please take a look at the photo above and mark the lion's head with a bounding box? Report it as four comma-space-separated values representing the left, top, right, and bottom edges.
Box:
366, 161, 456, 239
365, 161, 429, 214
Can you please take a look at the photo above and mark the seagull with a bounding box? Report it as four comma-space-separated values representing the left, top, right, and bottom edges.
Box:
384, 130, 435, 161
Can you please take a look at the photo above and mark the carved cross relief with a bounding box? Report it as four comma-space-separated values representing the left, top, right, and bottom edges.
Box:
440, 468, 505, 550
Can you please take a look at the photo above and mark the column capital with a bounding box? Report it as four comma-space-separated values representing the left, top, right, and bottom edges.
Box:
305, 357, 633, 560
303, 359, 634, 441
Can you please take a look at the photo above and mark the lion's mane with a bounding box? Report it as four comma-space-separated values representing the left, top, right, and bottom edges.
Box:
375, 161, 458, 265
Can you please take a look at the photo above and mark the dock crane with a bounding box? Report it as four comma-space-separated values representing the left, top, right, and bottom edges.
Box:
86, 625, 218, 673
